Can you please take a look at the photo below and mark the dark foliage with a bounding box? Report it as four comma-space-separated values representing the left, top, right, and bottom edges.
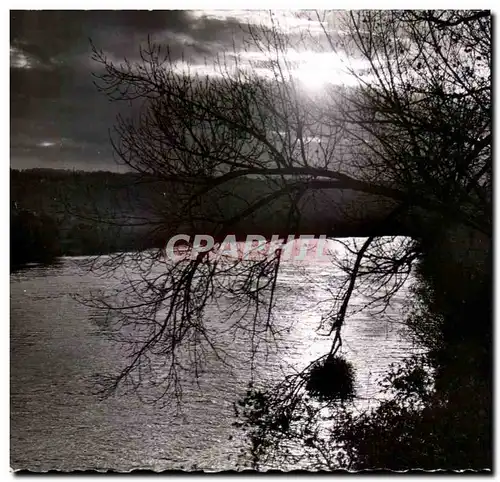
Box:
10, 209, 61, 269
305, 355, 355, 402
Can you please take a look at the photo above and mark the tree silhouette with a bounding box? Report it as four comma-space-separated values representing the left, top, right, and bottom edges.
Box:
10, 209, 61, 269
84, 10, 490, 469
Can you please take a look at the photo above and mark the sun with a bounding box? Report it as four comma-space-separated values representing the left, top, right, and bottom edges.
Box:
293, 66, 333, 90
288, 51, 344, 90
286, 50, 360, 90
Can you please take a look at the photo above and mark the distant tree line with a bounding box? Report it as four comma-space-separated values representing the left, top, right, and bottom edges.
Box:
10, 169, 153, 269
10, 167, 404, 271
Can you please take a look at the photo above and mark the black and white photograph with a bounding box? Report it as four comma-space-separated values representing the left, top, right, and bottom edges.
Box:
10, 9, 492, 473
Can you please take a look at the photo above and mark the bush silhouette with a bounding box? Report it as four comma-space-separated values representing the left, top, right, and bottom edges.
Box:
11, 210, 60, 268
305, 355, 356, 402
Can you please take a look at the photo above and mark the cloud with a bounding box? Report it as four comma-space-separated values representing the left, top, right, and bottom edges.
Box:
10, 45, 32, 69
10, 44, 61, 70
191, 10, 325, 32
10, 10, 353, 171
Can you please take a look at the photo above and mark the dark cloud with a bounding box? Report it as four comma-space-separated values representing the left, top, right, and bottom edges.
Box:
10, 10, 323, 171
10, 11, 194, 54
10, 10, 233, 170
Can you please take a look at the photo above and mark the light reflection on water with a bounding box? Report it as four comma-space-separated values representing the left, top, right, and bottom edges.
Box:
11, 248, 420, 471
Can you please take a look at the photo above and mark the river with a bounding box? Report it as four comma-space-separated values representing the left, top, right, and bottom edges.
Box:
10, 248, 419, 471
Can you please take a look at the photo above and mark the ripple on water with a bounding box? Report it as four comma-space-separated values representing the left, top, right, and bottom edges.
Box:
11, 255, 419, 471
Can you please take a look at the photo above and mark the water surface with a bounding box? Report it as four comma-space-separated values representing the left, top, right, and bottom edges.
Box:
11, 254, 418, 471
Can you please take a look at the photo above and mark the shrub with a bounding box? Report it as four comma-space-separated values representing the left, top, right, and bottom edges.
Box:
305, 355, 355, 402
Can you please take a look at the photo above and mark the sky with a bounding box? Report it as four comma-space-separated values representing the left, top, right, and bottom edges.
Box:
10, 10, 356, 172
